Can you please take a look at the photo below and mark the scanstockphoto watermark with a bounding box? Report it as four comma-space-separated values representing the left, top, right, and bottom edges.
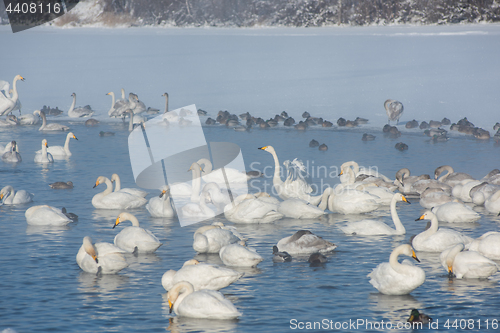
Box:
289, 318, 436, 330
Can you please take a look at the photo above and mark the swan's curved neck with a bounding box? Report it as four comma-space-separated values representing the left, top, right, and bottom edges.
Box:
317, 187, 332, 210
437, 166, 454, 182
113, 175, 122, 191
417, 215, 439, 241
390, 196, 405, 233
41, 141, 48, 157
11, 77, 20, 101
39, 111, 47, 130
342, 166, 356, 185
171, 281, 194, 313
64, 134, 72, 153
3, 185, 14, 201
121, 212, 140, 227
190, 163, 202, 202
198, 158, 213, 174
445, 244, 463, 267
121, 88, 125, 99
164, 93, 169, 113
69, 94, 76, 113
268, 149, 283, 186
109, 92, 115, 108
101, 177, 114, 196
389, 247, 408, 274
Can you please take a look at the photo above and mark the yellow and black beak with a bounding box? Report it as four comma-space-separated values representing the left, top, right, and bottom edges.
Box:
112, 217, 120, 229
93, 254, 99, 264
0, 193, 4, 200
339, 170, 344, 176
415, 214, 425, 221
93, 180, 99, 188
20, 76, 25, 81
258, 146, 267, 150
448, 266, 454, 278
73, 135, 78, 140
402, 195, 411, 204
412, 250, 420, 263
168, 300, 173, 314
159, 190, 166, 198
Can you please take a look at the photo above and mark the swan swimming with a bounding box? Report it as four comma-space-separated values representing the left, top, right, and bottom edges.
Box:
431, 201, 480, 223
435, 165, 474, 187
277, 198, 326, 219
113, 212, 162, 253
276, 230, 337, 255
161, 259, 243, 291
76, 236, 129, 275
19, 110, 40, 125
467, 232, 500, 260
219, 242, 264, 267
368, 244, 425, 295
36, 132, 77, 159
92, 176, 147, 209
440, 243, 498, 279
412, 211, 473, 252
25, 205, 72, 226
197, 158, 250, 184
167, 281, 242, 319
192, 223, 240, 253
223, 193, 283, 224
339, 193, 410, 235
1, 140, 21, 163
35, 110, 70, 131
0, 185, 33, 205
34, 139, 54, 163
0, 75, 24, 116
110, 173, 148, 198
68, 93, 94, 118
146, 185, 176, 218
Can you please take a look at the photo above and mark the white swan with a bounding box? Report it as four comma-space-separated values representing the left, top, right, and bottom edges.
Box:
467, 232, 500, 260
92, 176, 147, 209
111, 93, 136, 117
223, 193, 284, 224
410, 178, 452, 195
1, 140, 21, 163
35, 110, 70, 131
0, 115, 19, 126
192, 223, 240, 253
258, 146, 313, 201
68, 93, 94, 118
485, 189, 500, 214
161, 259, 243, 291
339, 164, 394, 205
319, 187, 380, 215
341, 161, 393, 184
435, 165, 474, 187
339, 193, 410, 235
110, 173, 147, 198
384, 99, 404, 125
113, 212, 162, 253
197, 158, 249, 184
129, 93, 146, 114
394, 168, 430, 194
219, 243, 263, 267
0, 185, 33, 205
202, 182, 235, 213
431, 201, 480, 223
76, 236, 128, 275
146, 185, 176, 218
368, 244, 425, 295
180, 191, 215, 220
412, 211, 473, 252
451, 179, 482, 203
0, 75, 24, 116
35, 132, 77, 159
167, 281, 242, 319
276, 230, 337, 255
440, 243, 498, 279
278, 198, 326, 219
471, 183, 500, 206
19, 110, 40, 125
34, 139, 54, 163
25, 205, 71, 226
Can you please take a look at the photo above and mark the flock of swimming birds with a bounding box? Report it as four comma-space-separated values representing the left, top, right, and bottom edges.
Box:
2, 74, 500, 322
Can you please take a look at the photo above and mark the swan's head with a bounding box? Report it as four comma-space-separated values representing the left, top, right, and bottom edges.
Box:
258, 146, 275, 154
395, 193, 410, 204
15, 75, 25, 81
71, 92, 76, 98
162, 92, 169, 98
93, 176, 107, 188
42, 139, 48, 148
159, 185, 170, 198
400, 244, 420, 263
113, 212, 131, 229
110, 174, 119, 183
182, 259, 199, 267
106, 92, 113, 96
69, 132, 78, 140
83, 236, 98, 263
188, 162, 202, 173
415, 211, 434, 222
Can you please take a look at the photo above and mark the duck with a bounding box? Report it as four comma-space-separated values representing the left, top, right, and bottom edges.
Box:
219, 242, 264, 267
0, 185, 33, 205
161, 259, 243, 291
431, 201, 480, 223
76, 236, 128, 275
146, 185, 176, 218
110, 173, 148, 198
412, 211, 473, 252
407, 309, 432, 324
272, 246, 292, 262
223, 193, 284, 224
113, 212, 162, 253
92, 176, 147, 209
440, 243, 498, 279
192, 223, 240, 253
467, 232, 500, 260
49, 181, 73, 189
34, 139, 54, 163
2, 140, 22, 163
35, 110, 70, 131
308, 253, 328, 264
167, 281, 242, 319
276, 230, 337, 255
339, 193, 410, 235
368, 244, 425, 295
25, 205, 72, 226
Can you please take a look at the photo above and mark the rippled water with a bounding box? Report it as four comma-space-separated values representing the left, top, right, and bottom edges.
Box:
1, 120, 500, 332
2, 24, 500, 333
